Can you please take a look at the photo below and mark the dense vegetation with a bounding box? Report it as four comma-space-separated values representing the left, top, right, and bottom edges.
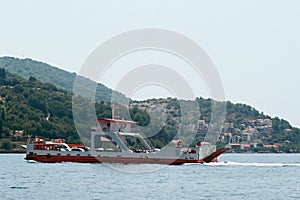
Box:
225, 100, 300, 150
0, 56, 299, 151
0, 69, 78, 146
0, 57, 128, 103
130, 98, 300, 151
0, 69, 150, 149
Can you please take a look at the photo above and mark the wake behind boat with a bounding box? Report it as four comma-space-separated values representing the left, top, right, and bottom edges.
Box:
25, 118, 227, 165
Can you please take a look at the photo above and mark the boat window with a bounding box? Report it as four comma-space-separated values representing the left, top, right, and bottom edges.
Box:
121, 123, 127, 131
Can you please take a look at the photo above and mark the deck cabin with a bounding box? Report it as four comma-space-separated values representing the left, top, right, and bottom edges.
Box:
96, 118, 137, 133
91, 118, 153, 153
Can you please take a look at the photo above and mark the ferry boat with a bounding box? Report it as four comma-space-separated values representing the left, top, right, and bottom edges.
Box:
25, 118, 227, 165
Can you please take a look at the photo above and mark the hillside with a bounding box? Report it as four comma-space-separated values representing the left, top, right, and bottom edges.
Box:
0, 57, 299, 152
129, 98, 300, 152
0, 70, 151, 150
0, 57, 128, 103
0, 70, 78, 145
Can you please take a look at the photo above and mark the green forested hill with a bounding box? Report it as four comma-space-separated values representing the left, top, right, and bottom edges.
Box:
0, 69, 79, 144
0, 57, 299, 152
130, 98, 300, 151
0, 57, 128, 103
0, 69, 149, 149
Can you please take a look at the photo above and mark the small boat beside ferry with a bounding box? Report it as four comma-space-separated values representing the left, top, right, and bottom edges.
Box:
25, 118, 227, 165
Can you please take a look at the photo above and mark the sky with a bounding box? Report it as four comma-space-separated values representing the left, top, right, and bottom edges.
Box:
0, 0, 299, 127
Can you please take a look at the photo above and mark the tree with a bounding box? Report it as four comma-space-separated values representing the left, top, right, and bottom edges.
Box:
0, 68, 6, 79
0, 68, 6, 85
1, 108, 4, 121
0, 119, 3, 138
29, 76, 37, 82
1, 139, 12, 150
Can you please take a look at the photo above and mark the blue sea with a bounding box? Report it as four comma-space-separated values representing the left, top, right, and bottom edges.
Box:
1, 153, 300, 200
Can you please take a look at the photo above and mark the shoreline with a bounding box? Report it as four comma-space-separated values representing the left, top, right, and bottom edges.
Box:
0, 150, 26, 154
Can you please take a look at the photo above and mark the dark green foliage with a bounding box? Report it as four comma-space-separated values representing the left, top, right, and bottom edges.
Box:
28, 94, 47, 113
29, 76, 37, 82
0, 57, 128, 103
129, 106, 150, 126
0, 57, 299, 150
0, 68, 6, 78
0, 68, 6, 85
0, 118, 3, 138
225, 101, 264, 127
0, 138, 12, 150
148, 127, 170, 148
0, 71, 130, 145
0, 71, 79, 143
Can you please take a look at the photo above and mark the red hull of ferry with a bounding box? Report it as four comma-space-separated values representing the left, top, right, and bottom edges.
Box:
25, 148, 227, 165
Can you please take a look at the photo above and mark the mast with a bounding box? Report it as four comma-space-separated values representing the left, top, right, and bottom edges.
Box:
112, 102, 115, 119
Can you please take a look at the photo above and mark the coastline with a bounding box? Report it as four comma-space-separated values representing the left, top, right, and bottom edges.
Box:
0, 150, 26, 154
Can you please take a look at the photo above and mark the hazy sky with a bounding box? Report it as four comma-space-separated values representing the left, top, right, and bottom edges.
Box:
1, 0, 300, 127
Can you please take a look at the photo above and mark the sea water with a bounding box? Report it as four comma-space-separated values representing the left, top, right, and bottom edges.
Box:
0, 153, 299, 200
